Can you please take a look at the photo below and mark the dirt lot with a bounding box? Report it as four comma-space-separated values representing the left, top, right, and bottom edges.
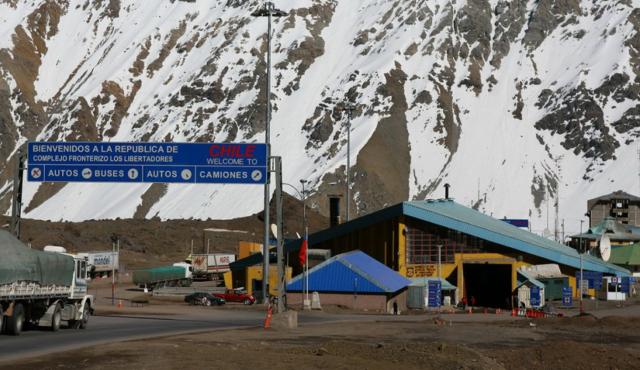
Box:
9, 307, 640, 370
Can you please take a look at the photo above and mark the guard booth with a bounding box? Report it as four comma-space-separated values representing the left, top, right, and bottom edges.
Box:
517, 270, 545, 308
597, 276, 626, 301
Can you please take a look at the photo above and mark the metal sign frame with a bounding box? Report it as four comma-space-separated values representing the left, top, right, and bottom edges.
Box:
27, 142, 267, 184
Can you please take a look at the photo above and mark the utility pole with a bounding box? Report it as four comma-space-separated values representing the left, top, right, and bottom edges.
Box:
437, 245, 442, 280
111, 235, 118, 306
252, 1, 287, 305
579, 252, 584, 315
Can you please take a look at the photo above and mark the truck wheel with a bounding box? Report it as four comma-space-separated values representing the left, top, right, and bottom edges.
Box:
50, 304, 62, 332
79, 304, 90, 329
7, 303, 25, 336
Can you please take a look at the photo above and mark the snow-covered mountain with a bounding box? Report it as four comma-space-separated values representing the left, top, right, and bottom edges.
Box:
0, 0, 639, 236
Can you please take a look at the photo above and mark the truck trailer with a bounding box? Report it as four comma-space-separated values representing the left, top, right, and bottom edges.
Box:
77, 251, 119, 278
132, 263, 193, 290
0, 230, 93, 336
189, 253, 235, 281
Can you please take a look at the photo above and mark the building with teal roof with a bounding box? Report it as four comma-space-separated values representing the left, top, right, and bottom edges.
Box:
303, 199, 629, 308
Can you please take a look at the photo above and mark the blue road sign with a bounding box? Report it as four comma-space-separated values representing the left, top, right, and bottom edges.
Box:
562, 287, 573, 307
502, 219, 529, 228
530, 286, 541, 307
27, 142, 267, 184
427, 280, 441, 307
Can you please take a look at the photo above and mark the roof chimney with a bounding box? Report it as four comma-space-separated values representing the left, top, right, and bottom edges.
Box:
444, 183, 450, 199
329, 196, 341, 227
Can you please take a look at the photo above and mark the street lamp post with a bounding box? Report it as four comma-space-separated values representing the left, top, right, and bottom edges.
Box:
252, 2, 287, 304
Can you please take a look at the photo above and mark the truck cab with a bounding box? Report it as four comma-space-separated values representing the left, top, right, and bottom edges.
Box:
71, 256, 89, 299
173, 262, 194, 279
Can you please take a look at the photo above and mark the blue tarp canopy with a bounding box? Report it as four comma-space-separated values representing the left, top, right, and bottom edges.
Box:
287, 250, 410, 294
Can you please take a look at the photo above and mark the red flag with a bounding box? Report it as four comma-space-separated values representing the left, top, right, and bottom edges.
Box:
298, 237, 308, 266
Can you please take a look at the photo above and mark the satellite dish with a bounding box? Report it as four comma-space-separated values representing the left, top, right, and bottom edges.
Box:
270, 223, 278, 238
599, 234, 611, 262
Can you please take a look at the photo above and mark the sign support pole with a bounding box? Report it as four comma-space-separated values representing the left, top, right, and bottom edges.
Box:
10, 144, 26, 239
274, 156, 285, 313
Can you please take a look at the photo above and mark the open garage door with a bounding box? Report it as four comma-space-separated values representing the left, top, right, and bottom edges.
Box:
463, 263, 512, 308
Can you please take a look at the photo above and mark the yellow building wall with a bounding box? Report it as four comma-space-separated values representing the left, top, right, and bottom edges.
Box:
405, 263, 457, 279
223, 271, 232, 289
568, 275, 577, 297
398, 219, 407, 276
453, 253, 521, 302
404, 253, 523, 303
244, 265, 292, 296
238, 241, 262, 259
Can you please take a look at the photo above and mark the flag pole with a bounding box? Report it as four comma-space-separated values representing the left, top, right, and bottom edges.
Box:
305, 226, 309, 306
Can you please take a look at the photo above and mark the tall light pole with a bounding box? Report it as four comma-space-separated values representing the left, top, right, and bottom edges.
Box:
319, 100, 356, 222
252, 2, 287, 304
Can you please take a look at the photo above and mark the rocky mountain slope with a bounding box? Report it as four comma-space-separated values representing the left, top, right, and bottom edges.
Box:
0, 0, 639, 236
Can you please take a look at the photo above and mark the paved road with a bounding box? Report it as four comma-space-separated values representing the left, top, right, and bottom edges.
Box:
0, 311, 264, 363
0, 309, 367, 363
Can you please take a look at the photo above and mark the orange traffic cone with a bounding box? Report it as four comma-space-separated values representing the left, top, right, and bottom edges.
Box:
117, 299, 123, 308
264, 305, 273, 329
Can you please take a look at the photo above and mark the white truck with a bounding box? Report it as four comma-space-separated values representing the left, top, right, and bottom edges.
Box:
0, 232, 93, 336
188, 253, 235, 281
77, 251, 119, 278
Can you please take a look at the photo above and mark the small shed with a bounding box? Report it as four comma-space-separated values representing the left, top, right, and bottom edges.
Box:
517, 270, 546, 308
286, 250, 411, 313
407, 278, 457, 309
520, 264, 567, 300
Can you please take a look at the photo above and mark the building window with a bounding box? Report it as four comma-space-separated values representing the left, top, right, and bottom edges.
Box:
406, 221, 484, 264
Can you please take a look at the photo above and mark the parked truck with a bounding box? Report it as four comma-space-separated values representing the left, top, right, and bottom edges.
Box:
77, 251, 119, 279
132, 263, 193, 290
0, 230, 93, 336
188, 253, 235, 281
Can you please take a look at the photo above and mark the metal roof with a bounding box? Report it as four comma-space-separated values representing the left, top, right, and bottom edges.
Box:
610, 244, 640, 266
308, 199, 629, 276
286, 250, 411, 294
570, 217, 640, 242
517, 269, 545, 289
588, 190, 640, 209
408, 277, 457, 290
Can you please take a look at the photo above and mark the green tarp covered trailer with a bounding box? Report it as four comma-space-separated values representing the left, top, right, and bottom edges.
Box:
0, 230, 74, 286
132, 266, 186, 286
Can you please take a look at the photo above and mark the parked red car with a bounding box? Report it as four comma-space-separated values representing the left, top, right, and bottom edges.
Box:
214, 288, 255, 305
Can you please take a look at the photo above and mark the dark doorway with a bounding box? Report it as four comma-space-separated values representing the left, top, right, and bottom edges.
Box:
463, 263, 512, 308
